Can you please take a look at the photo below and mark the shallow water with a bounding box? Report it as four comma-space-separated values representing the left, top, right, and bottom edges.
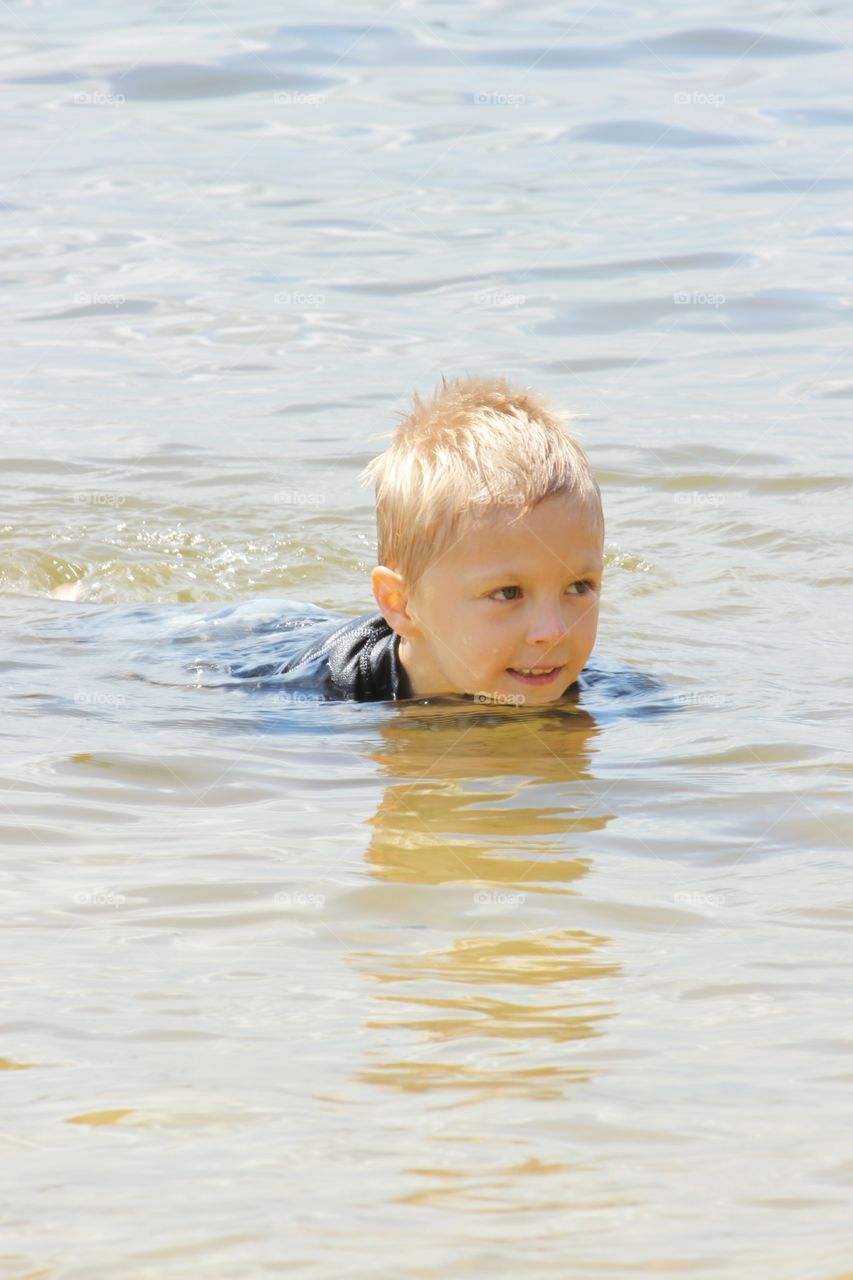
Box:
2, 1, 853, 1276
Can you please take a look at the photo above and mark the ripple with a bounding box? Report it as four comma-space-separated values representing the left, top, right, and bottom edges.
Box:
541, 356, 667, 373
65, 1102, 261, 1128
469, 26, 840, 70
636, 26, 841, 59
112, 59, 338, 102
574, 119, 759, 148
768, 106, 853, 127
337, 251, 753, 297
512, 250, 754, 283
26, 300, 157, 321
336, 271, 472, 297
9, 70, 83, 85
537, 287, 853, 336
816, 383, 853, 399
276, 22, 401, 53
719, 176, 853, 194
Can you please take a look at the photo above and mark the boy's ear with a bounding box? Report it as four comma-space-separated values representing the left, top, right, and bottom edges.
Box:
371, 565, 419, 638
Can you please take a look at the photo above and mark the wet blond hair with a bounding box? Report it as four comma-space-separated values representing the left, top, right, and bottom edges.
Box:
360, 374, 603, 591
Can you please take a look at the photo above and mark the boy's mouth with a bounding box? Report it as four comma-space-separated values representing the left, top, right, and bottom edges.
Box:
507, 665, 563, 686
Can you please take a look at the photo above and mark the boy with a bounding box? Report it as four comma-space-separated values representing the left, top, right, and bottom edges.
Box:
273, 374, 604, 704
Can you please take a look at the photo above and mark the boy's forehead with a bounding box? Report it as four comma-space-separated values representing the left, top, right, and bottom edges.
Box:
476, 492, 600, 537
453, 495, 603, 569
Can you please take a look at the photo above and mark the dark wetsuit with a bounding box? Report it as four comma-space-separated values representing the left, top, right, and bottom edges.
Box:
233, 609, 411, 702
277, 611, 410, 701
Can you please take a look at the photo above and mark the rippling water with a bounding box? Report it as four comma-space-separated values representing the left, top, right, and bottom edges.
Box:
2, 1, 852, 1276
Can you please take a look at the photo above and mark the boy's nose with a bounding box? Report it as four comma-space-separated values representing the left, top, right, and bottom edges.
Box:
524, 603, 570, 646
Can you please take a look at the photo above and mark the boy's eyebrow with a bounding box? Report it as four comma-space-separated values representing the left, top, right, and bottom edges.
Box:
470, 560, 603, 580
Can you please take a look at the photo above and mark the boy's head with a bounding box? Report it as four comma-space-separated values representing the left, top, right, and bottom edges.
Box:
360, 374, 604, 703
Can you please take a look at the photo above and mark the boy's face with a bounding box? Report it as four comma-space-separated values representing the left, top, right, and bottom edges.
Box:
376, 492, 603, 703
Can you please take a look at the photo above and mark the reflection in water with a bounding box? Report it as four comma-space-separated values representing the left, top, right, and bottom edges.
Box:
356, 931, 618, 1101
394, 1154, 582, 1210
350, 703, 621, 1106
364, 701, 611, 886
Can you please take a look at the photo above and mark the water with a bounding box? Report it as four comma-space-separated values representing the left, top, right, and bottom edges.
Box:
2, 1, 852, 1275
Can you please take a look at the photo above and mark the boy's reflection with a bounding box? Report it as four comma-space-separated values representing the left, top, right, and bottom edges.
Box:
350, 702, 621, 1102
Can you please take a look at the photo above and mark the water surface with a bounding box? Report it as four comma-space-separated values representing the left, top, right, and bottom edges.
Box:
2, 1, 852, 1276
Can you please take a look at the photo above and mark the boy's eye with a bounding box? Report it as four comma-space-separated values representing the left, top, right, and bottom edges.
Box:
488, 581, 596, 601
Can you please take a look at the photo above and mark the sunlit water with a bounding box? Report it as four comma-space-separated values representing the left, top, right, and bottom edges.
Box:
2, 1, 852, 1276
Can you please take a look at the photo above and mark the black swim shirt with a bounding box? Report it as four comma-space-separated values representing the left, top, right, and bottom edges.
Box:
246, 610, 411, 702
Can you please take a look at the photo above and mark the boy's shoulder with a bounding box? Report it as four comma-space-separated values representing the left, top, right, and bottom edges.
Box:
238, 609, 409, 702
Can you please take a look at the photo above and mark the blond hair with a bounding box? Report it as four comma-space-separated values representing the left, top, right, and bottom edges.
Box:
359, 374, 603, 591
